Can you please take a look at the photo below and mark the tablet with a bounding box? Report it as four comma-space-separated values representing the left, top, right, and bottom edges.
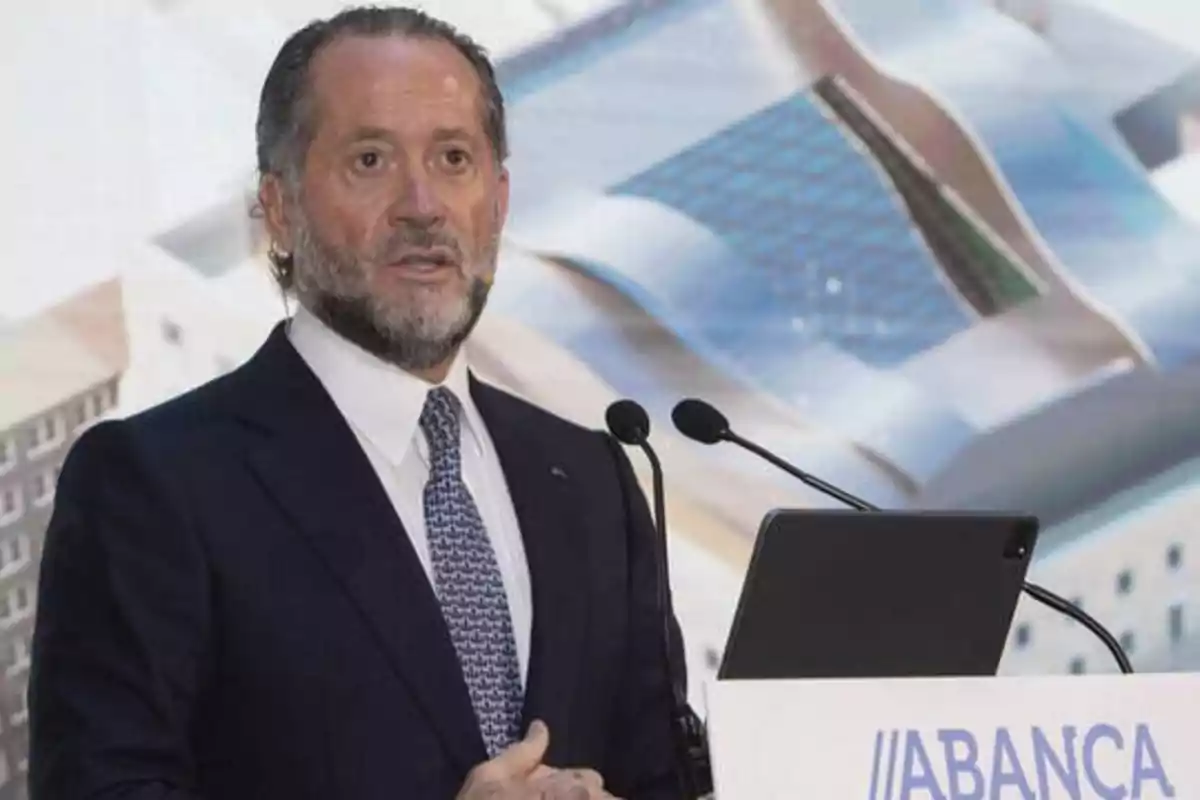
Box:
717, 509, 1039, 680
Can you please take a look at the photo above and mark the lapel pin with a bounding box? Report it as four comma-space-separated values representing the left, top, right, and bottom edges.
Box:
549, 465, 568, 480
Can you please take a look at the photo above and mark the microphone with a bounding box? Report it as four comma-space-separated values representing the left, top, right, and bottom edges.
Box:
670, 397, 1135, 676
605, 400, 713, 799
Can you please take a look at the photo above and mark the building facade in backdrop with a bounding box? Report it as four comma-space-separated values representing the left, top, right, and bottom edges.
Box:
0, 281, 128, 799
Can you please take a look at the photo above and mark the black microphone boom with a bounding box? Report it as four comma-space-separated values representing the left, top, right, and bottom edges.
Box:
605, 400, 713, 798
670, 397, 1135, 676
673, 399, 870, 512
606, 401, 672, 612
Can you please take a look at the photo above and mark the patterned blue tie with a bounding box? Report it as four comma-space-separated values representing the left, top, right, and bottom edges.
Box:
420, 387, 524, 757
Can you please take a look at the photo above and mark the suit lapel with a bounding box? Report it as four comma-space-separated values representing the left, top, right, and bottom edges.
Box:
470, 378, 589, 764
231, 325, 486, 770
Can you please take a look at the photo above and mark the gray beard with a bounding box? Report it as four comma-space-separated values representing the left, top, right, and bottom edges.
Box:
289, 220, 492, 372
304, 280, 489, 372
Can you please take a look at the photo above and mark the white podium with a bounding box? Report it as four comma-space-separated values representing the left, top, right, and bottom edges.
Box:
705, 673, 1200, 799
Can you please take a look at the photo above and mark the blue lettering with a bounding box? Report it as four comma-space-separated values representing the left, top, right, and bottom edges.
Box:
873, 724, 1175, 800
885, 730, 901, 799
1130, 724, 1175, 799
939, 729, 983, 800
900, 730, 948, 799
870, 731, 886, 800
990, 729, 1035, 799
1033, 726, 1081, 799
1084, 724, 1127, 799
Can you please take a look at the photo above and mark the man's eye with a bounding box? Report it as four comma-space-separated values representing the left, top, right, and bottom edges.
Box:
356, 151, 383, 170
442, 149, 471, 169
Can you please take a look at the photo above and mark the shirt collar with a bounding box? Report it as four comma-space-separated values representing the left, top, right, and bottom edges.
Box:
287, 305, 484, 465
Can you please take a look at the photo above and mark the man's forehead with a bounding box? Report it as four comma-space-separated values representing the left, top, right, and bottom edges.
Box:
309, 34, 483, 114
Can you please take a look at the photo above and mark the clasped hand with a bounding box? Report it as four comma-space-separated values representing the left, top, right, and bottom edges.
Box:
456, 720, 622, 800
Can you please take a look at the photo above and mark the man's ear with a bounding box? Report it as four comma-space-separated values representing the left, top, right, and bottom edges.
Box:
495, 166, 510, 231
258, 173, 294, 254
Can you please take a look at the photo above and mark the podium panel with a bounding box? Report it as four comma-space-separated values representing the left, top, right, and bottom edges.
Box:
705, 673, 1200, 799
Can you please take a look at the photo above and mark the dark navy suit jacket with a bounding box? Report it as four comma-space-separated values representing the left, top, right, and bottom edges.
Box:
29, 323, 688, 800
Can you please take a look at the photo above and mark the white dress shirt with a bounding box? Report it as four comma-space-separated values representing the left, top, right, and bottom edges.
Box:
287, 307, 533, 686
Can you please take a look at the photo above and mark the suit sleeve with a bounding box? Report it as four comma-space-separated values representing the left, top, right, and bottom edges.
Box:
600, 435, 692, 800
29, 420, 211, 800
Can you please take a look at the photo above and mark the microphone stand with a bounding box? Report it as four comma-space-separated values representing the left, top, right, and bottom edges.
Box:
633, 441, 714, 799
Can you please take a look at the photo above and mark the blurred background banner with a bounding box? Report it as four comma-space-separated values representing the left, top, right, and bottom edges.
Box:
3, 0, 1200, 796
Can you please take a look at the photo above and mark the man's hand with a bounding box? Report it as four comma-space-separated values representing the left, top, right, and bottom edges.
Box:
530, 765, 621, 799
456, 720, 622, 799
457, 720, 551, 799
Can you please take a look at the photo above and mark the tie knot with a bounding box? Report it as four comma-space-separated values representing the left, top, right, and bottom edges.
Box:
420, 387, 462, 470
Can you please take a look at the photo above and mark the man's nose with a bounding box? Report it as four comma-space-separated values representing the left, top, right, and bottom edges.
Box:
388, 170, 446, 226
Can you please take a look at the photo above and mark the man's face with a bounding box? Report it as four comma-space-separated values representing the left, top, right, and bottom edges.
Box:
266, 34, 509, 375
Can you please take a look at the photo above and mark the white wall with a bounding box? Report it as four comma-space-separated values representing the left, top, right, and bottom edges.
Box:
116, 247, 277, 415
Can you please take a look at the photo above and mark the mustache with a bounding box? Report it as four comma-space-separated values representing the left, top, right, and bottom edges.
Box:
376, 224, 464, 266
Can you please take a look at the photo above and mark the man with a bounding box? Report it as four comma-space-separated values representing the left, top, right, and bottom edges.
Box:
29, 7, 692, 799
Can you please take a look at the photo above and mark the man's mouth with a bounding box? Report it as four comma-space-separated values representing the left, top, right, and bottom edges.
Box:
387, 249, 458, 271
